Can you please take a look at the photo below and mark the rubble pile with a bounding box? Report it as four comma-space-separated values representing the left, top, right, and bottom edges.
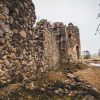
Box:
34, 73, 98, 99
0, 0, 36, 85
0, 73, 99, 99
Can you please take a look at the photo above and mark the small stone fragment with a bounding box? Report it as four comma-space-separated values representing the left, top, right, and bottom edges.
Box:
19, 30, 27, 38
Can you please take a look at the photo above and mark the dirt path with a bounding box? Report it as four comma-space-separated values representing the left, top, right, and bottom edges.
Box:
74, 68, 100, 91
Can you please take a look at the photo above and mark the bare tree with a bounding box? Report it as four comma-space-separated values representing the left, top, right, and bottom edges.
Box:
95, 3, 100, 35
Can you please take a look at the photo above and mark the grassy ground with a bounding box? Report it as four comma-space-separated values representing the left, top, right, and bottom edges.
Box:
38, 63, 90, 84
54, 63, 90, 73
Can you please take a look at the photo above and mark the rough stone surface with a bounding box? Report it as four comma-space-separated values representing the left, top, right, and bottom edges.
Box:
0, 1, 81, 87
0, 0, 36, 86
0, 1, 99, 99
34, 19, 60, 72
51, 22, 81, 63
0, 73, 99, 99
66, 23, 80, 63
35, 20, 81, 65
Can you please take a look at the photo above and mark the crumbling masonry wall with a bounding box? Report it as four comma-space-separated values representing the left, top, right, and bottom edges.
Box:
50, 22, 67, 63
34, 20, 60, 72
42, 21, 81, 64
0, 1, 81, 87
35, 20, 81, 65
0, 0, 37, 85
66, 23, 80, 63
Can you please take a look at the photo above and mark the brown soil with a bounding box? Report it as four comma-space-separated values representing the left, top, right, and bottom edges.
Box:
74, 67, 100, 91
47, 71, 67, 82
0, 83, 22, 96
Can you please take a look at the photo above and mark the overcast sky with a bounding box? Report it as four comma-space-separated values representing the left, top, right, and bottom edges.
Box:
33, 0, 100, 54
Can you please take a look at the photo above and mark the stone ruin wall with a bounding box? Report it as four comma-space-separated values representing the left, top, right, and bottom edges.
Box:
0, 0, 81, 87
34, 20, 60, 72
51, 22, 67, 64
40, 21, 80, 64
43, 24, 60, 71
66, 23, 81, 63
0, 0, 37, 86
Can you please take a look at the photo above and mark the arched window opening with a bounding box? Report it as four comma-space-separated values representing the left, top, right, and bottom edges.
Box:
68, 34, 71, 38
76, 45, 80, 59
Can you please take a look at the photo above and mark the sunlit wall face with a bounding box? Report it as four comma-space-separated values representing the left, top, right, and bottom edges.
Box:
33, 0, 100, 54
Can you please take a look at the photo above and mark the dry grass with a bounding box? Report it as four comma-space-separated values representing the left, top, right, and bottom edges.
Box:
47, 71, 67, 82
41, 63, 90, 83
74, 68, 100, 91
0, 83, 21, 95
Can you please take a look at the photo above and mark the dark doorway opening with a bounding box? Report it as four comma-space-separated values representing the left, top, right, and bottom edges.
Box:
68, 34, 71, 38
76, 45, 80, 59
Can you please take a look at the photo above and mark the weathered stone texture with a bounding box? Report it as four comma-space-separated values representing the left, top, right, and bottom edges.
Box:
51, 22, 67, 63
66, 23, 80, 63
34, 20, 81, 66
34, 19, 60, 73
0, 0, 80, 88
45, 22, 80, 64
0, 0, 36, 85
0, 1, 99, 99
44, 25, 60, 70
